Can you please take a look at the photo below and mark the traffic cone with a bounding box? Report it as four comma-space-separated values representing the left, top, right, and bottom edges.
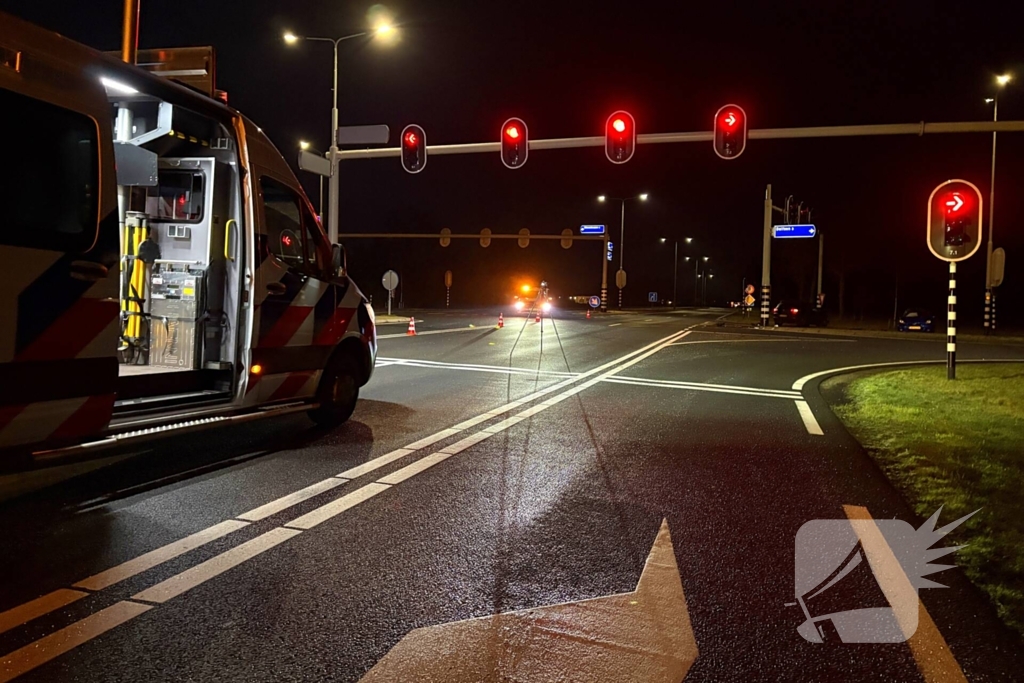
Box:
407, 317, 416, 336
535, 312, 541, 323
498, 313, 504, 329
586, 309, 591, 319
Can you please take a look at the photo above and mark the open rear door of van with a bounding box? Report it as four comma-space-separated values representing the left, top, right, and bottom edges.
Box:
0, 14, 121, 454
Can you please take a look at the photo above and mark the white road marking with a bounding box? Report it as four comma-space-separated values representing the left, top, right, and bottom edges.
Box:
608, 323, 622, 327
0, 329, 694, 673
668, 338, 855, 346
605, 375, 802, 398
236, 477, 349, 522
378, 326, 483, 339
132, 527, 302, 603
376, 357, 577, 378
284, 483, 392, 530
0, 601, 152, 683
791, 358, 1024, 390
0, 589, 88, 636
795, 400, 824, 436
73, 520, 251, 591
337, 448, 416, 480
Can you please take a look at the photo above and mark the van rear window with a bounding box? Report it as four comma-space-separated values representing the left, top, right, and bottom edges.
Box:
0, 88, 98, 251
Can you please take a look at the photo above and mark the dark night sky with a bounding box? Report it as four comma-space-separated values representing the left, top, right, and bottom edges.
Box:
7, 0, 1023, 324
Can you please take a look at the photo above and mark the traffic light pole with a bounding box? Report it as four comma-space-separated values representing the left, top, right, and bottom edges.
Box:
984, 97, 999, 334
948, 261, 957, 380
817, 230, 824, 300
601, 236, 609, 313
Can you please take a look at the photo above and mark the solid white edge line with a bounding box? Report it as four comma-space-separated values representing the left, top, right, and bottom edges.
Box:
132, 527, 302, 603
795, 400, 824, 436
336, 448, 415, 479
236, 477, 348, 522
73, 519, 251, 591
791, 358, 1024, 391
608, 375, 801, 396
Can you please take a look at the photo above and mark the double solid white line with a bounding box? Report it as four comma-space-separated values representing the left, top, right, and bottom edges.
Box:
0, 328, 691, 682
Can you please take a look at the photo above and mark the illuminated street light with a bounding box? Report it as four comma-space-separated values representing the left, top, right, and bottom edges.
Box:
283, 25, 398, 242
299, 140, 311, 150
984, 73, 1014, 332
596, 194, 651, 307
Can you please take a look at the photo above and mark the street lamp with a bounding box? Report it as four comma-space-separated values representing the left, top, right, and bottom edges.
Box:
984, 73, 1012, 333
659, 236, 695, 310
299, 140, 325, 220
597, 193, 649, 307
284, 24, 397, 243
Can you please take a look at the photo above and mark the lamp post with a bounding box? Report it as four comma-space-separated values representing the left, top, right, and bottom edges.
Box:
984, 73, 1012, 333
660, 237, 693, 309
598, 193, 648, 307
299, 141, 324, 220
284, 24, 395, 243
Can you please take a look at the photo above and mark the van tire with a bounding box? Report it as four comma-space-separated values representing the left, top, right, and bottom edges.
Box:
308, 353, 359, 426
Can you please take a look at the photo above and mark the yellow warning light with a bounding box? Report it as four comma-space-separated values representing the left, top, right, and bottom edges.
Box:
521, 284, 531, 293
251, 364, 263, 375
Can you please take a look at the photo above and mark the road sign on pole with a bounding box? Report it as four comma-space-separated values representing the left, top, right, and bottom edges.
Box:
518, 229, 530, 248
444, 270, 452, 308
561, 228, 573, 249
580, 225, 606, 235
480, 228, 491, 248
772, 224, 817, 238
444, 270, 453, 288
336, 124, 390, 146
382, 270, 399, 317
648, 292, 658, 303
615, 269, 627, 289
589, 296, 601, 309
439, 228, 451, 247
298, 150, 332, 177
991, 247, 1006, 287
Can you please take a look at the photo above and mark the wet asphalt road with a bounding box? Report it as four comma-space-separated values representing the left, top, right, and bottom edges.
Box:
1, 308, 1023, 682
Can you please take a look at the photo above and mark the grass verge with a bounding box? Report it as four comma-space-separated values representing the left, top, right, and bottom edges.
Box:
823, 363, 1024, 638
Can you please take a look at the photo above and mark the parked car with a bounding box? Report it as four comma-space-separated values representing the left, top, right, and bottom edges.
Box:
773, 300, 829, 327
897, 308, 936, 333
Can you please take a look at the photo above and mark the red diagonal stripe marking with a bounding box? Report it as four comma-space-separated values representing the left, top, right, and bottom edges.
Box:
16, 298, 118, 362
48, 394, 114, 441
268, 371, 315, 402
314, 307, 356, 346
259, 306, 313, 348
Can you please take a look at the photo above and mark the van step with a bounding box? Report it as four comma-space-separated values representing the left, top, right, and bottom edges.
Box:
114, 389, 231, 415
32, 402, 316, 463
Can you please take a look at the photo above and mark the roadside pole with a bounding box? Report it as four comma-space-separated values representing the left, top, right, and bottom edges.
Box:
760, 184, 773, 327
816, 230, 824, 299
601, 237, 609, 313
948, 262, 957, 379
618, 201, 625, 308
672, 240, 678, 310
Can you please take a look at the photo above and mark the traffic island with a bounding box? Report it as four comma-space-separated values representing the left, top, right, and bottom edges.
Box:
822, 363, 1024, 638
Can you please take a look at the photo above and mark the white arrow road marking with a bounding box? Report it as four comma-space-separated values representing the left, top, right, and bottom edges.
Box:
359, 519, 698, 682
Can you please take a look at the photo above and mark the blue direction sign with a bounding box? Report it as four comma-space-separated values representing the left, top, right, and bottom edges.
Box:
648, 291, 658, 303
581, 224, 606, 235
589, 295, 601, 308
772, 224, 817, 239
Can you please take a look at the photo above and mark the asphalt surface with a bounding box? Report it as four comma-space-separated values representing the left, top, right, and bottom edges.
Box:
1, 307, 1023, 682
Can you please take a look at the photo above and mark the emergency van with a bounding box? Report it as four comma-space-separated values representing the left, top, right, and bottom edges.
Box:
0, 13, 376, 466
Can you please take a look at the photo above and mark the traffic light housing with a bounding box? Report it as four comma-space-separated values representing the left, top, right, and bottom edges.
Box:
713, 104, 747, 159
927, 179, 983, 261
605, 111, 636, 164
400, 124, 426, 174
500, 117, 528, 169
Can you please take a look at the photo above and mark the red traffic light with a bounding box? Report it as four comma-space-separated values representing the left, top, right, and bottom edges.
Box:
605, 110, 636, 164
500, 117, 528, 169
400, 124, 427, 174
927, 179, 983, 262
713, 104, 747, 160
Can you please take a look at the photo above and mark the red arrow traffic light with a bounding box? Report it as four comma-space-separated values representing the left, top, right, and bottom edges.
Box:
713, 104, 747, 160
927, 180, 983, 261
500, 117, 528, 169
605, 111, 636, 164
400, 124, 427, 174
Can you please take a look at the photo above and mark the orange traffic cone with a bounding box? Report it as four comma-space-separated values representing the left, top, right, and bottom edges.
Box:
407, 317, 416, 336
535, 312, 541, 323
498, 313, 504, 328
586, 309, 591, 319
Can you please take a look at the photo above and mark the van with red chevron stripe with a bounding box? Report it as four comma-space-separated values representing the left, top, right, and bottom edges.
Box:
0, 14, 377, 466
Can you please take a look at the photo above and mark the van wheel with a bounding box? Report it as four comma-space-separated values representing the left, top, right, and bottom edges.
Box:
309, 354, 359, 426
